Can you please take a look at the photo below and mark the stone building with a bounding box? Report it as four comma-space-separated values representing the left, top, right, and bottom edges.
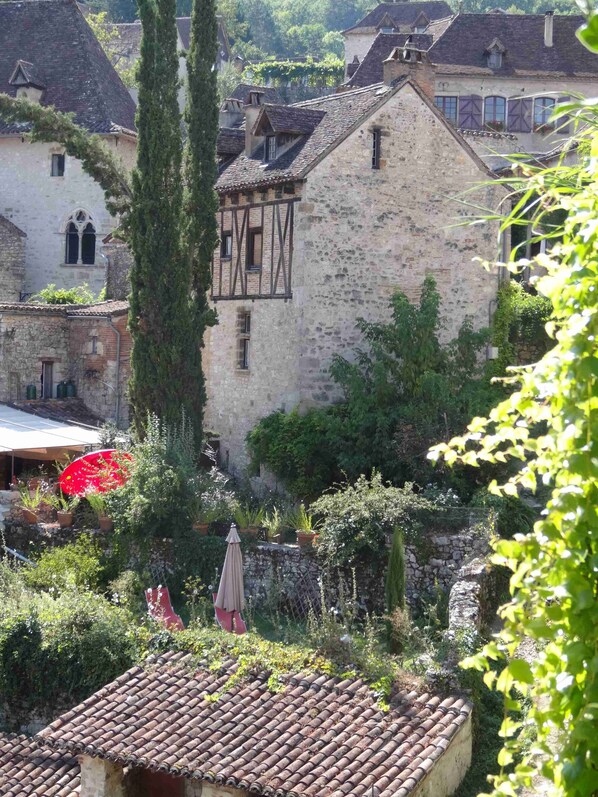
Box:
343, 1, 452, 73
35, 650, 473, 797
206, 63, 507, 471
346, 10, 598, 168
0, 214, 26, 302
0, 300, 130, 425
0, 0, 137, 299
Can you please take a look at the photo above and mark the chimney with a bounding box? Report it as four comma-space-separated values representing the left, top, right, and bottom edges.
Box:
219, 97, 244, 129
382, 46, 435, 99
244, 90, 264, 157
544, 10, 554, 47
346, 55, 360, 79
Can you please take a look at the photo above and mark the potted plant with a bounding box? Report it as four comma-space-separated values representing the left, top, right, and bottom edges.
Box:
263, 507, 284, 543
85, 490, 113, 532
233, 504, 264, 538
192, 506, 222, 535
49, 492, 80, 528
288, 504, 317, 548
18, 483, 45, 524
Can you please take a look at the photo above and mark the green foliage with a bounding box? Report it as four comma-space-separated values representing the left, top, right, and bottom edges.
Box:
246, 56, 344, 87
171, 535, 228, 595
233, 504, 264, 528
194, 466, 237, 523
430, 79, 598, 795
24, 535, 104, 594
285, 503, 314, 531
470, 490, 536, 539
491, 281, 553, 373
105, 413, 197, 540
28, 282, 95, 305
247, 407, 340, 500
386, 526, 406, 614
312, 473, 433, 570
86, 11, 137, 87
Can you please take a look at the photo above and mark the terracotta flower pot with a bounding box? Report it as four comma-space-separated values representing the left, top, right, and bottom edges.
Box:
193, 522, 209, 536
99, 515, 114, 532
239, 526, 259, 538
296, 530, 316, 548
21, 508, 38, 524
57, 510, 74, 528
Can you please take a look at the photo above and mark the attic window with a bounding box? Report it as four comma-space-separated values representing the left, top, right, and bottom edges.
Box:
380, 26, 395, 33
488, 50, 502, 68
265, 135, 277, 163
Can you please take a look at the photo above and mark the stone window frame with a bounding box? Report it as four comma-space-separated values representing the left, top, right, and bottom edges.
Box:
483, 95, 507, 132
236, 309, 251, 371
63, 209, 97, 266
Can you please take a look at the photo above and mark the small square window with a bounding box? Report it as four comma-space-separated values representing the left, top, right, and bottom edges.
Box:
247, 228, 262, 270
221, 231, 232, 259
51, 153, 65, 177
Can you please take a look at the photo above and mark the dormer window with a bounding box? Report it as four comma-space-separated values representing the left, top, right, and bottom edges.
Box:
380, 27, 395, 33
485, 38, 506, 69
9, 60, 45, 104
265, 135, 277, 163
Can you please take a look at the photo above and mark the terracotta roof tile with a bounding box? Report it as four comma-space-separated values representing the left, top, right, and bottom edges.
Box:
0, 0, 136, 136
38, 650, 471, 797
347, 33, 433, 88
0, 733, 79, 796
228, 82, 283, 105
66, 300, 129, 316
259, 104, 326, 134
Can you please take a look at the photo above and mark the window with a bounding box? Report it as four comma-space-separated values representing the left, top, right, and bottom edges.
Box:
265, 135, 277, 162
534, 97, 556, 131
64, 209, 96, 265
434, 96, 458, 125
91, 335, 98, 354
371, 128, 381, 169
221, 231, 232, 259
246, 228, 262, 270
487, 50, 502, 68
484, 96, 506, 131
51, 154, 65, 177
41, 361, 53, 399
380, 26, 395, 33
237, 311, 251, 370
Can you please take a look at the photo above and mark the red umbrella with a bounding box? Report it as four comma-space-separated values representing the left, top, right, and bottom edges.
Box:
59, 449, 132, 496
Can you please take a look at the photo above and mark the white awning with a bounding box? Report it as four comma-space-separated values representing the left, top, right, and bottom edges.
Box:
0, 404, 100, 457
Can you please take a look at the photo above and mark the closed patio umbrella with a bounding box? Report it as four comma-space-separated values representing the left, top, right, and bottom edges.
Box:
215, 524, 245, 613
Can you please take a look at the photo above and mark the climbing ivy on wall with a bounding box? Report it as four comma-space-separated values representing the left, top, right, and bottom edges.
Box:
245, 56, 344, 87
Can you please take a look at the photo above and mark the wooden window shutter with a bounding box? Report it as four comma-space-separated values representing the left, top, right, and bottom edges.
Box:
507, 97, 532, 133
458, 95, 483, 130
557, 95, 571, 135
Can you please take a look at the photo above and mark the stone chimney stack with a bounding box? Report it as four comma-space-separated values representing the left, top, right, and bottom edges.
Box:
382, 46, 435, 99
219, 98, 244, 129
347, 55, 360, 79
544, 10, 554, 47
244, 90, 264, 157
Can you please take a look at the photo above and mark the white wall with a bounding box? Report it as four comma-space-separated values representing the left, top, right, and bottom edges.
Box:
0, 135, 135, 296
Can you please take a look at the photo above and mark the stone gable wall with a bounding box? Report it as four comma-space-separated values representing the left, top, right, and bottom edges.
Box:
0, 216, 25, 301
0, 136, 135, 296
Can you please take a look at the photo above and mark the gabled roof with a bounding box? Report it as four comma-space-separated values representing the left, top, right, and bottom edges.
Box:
9, 59, 46, 89
38, 650, 471, 797
343, 1, 452, 34
429, 13, 598, 77
0, 0, 136, 135
347, 32, 434, 88
217, 83, 392, 192
0, 733, 79, 797
217, 126, 245, 157
228, 82, 284, 105
256, 104, 326, 135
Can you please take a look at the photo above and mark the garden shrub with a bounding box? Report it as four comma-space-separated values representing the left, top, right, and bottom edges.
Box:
312, 472, 433, 570
470, 489, 536, 539
28, 282, 95, 305
24, 534, 104, 594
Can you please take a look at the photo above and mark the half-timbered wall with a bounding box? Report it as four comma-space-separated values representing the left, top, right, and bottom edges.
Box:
212, 189, 300, 301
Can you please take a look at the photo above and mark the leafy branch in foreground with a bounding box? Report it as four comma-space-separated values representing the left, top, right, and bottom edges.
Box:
0, 95, 132, 219
429, 96, 598, 795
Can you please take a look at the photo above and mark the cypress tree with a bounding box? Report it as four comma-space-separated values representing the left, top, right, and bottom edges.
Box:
128, 0, 198, 438
181, 0, 220, 449
386, 525, 406, 614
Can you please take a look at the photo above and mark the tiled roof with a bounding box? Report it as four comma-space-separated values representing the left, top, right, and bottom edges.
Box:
9, 59, 46, 89
112, 21, 143, 62
0, 302, 72, 315
429, 13, 598, 77
38, 650, 471, 797
228, 82, 284, 105
344, 1, 452, 33
0, 733, 80, 797
67, 299, 129, 316
9, 397, 105, 427
217, 83, 393, 191
347, 33, 433, 88
0, 299, 129, 316
0, 0, 136, 135
217, 126, 245, 157
259, 104, 326, 134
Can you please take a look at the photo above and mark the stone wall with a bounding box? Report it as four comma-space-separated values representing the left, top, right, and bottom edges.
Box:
0, 215, 26, 301
104, 240, 133, 301
0, 136, 136, 296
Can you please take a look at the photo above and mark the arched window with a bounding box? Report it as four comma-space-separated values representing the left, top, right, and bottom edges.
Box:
534, 97, 556, 131
484, 96, 506, 131
64, 210, 96, 265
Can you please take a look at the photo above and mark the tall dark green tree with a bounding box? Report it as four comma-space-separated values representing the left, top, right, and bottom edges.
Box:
128, 0, 200, 442
181, 0, 220, 445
